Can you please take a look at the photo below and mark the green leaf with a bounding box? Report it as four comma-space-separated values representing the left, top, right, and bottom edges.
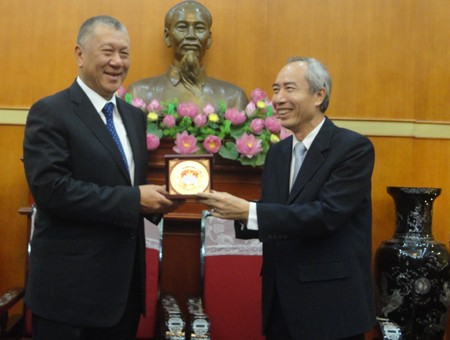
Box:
124, 93, 132, 104
238, 152, 265, 167
217, 100, 227, 114
147, 123, 163, 138
219, 142, 238, 160
230, 126, 244, 139
167, 102, 176, 114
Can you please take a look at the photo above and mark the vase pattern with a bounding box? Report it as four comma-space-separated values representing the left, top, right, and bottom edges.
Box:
374, 187, 450, 339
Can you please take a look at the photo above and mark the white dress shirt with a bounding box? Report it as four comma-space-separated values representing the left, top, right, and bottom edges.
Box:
76, 77, 135, 183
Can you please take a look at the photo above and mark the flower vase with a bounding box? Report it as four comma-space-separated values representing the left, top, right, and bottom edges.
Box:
374, 187, 450, 339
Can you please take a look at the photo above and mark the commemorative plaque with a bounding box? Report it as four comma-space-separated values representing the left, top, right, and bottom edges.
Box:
165, 154, 213, 198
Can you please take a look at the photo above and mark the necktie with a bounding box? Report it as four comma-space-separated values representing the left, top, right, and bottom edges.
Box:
291, 142, 307, 188
102, 103, 129, 171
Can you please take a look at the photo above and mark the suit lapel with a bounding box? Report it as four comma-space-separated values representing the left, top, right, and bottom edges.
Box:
117, 99, 143, 184
277, 138, 292, 202
69, 81, 132, 184
287, 117, 334, 203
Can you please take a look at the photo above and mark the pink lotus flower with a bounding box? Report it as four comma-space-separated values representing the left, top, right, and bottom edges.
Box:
116, 86, 126, 98
173, 131, 200, 154
280, 127, 293, 140
203, 135, 222, 154
250, 118, 265, 134
132, 97, 146, 110
147, 99, 162, 112
250, 88, 268, 103
202, 103, 216, 115
235, 133, 263, 158
245, 101, 256, 117
178, 102, 198, 119
194, 114, 207, 128
146, 134, 160, 150
162, 115, 176, 128
224, 108, 246, 125
265, 116, 281, 133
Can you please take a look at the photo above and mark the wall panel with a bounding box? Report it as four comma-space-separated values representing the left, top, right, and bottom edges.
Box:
0, 0, 449, 333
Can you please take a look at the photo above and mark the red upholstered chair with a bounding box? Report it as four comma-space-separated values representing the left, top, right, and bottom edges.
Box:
200, 210, 264, 340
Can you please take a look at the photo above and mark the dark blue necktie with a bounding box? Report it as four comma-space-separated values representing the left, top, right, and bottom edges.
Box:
102, 102, 129, 171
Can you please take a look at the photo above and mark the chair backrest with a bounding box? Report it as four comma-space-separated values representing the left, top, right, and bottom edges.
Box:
200, 210, 264, 340
136, 218, 163, 340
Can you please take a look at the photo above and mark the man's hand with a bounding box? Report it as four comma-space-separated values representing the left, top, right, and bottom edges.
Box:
196, 190, 249, 220
139, 184, 184, 214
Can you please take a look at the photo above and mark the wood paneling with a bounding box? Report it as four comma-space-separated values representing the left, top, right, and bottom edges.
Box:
0, 0, 449, 335
1, 0, 449, 122
0, 126, 29, 294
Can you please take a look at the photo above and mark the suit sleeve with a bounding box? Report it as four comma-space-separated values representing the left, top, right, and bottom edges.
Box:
257, 132, 374, 241
23, 98, 141, 228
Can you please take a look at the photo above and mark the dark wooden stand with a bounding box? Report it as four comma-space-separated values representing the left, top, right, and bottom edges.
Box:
147, 140, 262, 306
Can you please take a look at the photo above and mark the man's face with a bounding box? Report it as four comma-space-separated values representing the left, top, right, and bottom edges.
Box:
272, 62, 324, 134
166, 6, 212, 63
76, 24, 130, 100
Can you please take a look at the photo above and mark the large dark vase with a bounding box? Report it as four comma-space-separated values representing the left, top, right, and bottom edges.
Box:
374, 187, 450, 339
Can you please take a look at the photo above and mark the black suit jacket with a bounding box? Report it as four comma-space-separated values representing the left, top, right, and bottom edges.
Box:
23, 80, 151, 327
236, 117, 377, 339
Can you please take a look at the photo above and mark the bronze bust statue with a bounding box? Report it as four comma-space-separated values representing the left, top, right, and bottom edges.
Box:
127, 0, 248, 110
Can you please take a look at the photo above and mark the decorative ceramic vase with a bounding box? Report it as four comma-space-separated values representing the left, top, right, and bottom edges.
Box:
374, 187, 450, 339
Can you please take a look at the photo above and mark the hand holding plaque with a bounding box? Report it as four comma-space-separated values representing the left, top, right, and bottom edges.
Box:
165, 154, 213, 198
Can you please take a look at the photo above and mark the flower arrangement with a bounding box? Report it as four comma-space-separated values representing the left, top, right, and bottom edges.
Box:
118, 87, 291, 167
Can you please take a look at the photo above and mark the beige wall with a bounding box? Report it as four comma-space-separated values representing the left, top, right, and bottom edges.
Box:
1, 0, 449, 321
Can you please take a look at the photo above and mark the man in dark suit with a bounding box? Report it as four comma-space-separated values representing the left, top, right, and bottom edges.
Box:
23, 16, 181, 340
197, 57, 377, 339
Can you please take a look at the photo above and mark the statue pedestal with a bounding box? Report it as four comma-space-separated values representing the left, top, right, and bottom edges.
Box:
147, 140, 262, 306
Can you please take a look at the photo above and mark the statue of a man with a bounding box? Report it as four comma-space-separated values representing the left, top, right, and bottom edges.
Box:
127, 0, 248, 110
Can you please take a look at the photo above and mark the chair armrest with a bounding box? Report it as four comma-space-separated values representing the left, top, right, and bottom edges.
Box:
187, 297, 210, 339
0, 287, 25, 335
0, 287, 24, 316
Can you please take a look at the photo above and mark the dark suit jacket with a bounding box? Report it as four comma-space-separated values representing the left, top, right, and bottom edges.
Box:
236, 117, 377, 339
23, 80, 151, 327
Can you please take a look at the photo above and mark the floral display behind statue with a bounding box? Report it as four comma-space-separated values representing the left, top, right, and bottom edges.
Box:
118, 87, 292, 167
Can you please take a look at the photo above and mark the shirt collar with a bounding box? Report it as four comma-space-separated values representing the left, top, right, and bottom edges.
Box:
76, 77, 117, 113
292, 117, 326, 151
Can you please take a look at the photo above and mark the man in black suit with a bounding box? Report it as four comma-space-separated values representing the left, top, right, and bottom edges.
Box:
197, 57, 377, 339
23, 16, 181, 340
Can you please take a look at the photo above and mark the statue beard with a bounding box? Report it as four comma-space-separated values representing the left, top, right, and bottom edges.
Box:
179, 51, 203, 96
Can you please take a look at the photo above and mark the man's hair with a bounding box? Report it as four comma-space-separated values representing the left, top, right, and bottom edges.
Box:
77, 15, 127, 46
287, 56, 332, 113
165, 0, 213, 29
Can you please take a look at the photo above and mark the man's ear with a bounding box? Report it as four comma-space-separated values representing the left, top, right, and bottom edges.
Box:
315, 88, 326, 108
206, 31, 212, 49
75, 45, 83, 67
164, 28, 171, 47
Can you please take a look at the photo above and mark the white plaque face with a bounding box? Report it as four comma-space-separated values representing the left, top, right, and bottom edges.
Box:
165, 154, 213, 198
170, 160, 209, 195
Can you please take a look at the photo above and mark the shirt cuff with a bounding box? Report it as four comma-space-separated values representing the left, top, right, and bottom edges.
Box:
247, 202, 258, 230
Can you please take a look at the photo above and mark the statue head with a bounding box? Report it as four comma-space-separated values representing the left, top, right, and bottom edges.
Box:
164, 1, 212, 65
